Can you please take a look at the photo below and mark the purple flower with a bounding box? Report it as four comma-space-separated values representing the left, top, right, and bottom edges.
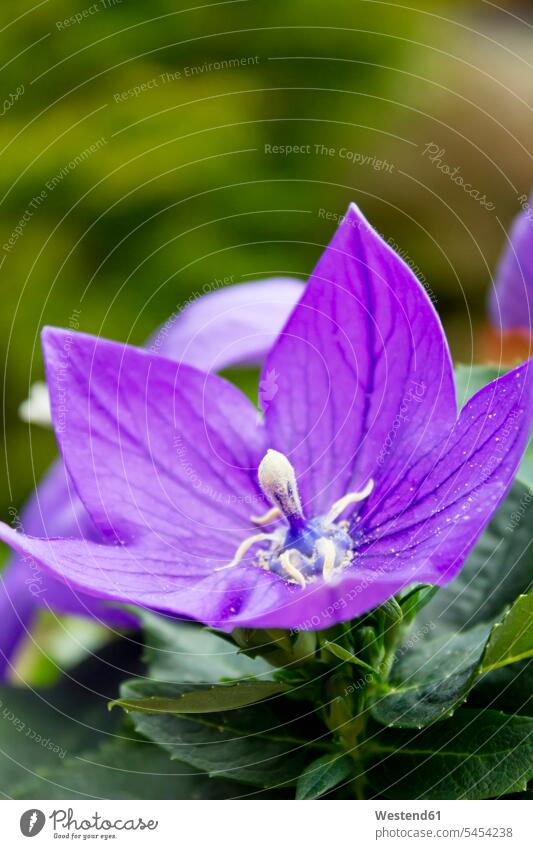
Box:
151, 277, 304, 371
0, 279, 302, 675
1, 204, 532, 634
489, 194, 533, 332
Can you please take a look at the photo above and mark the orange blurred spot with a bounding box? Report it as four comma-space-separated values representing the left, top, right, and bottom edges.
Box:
478, 323, 533, 366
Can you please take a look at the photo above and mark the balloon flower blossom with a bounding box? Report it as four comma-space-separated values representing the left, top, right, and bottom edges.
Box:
1, 205, 532, 636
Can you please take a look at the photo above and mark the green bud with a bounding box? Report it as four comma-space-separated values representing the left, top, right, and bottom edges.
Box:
231, 627, 317, 668
356, 626, 382, 666
377, 597, 403, 627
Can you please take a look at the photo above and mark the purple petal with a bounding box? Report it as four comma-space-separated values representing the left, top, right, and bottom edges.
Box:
0, 527, 232, 613
489, 196, 533, 332
0, 566, 37, 678
150, 278, 304, 372
357, 360, 533, 584
175, 564, 437, 631
261, 203, 456, 517
42, 328, 267, 561
15, 458, 98, 541
0, 526, 435, 631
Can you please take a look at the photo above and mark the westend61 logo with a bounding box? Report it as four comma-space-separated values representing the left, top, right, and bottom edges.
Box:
20, 807, 159, 838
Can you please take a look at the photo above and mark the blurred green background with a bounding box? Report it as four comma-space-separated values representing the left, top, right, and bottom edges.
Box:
0, 0, 531, 538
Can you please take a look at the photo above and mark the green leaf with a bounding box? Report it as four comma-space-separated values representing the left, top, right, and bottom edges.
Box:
517, 445, 533, 491
372, 589, 533, 728
374, 476, 533, 728
481, 592, 533, 674
371, 623, 492, 728
117, 679, 323, 788
111, 681, 288, 715
419, 480, 533, 634
11, 737, 246, 800
470, 659, 533, 717
397, 584, 439, 622
136, 609, 272, 683
367, 709, 533, 799
296, 752, 354, 800
455, 364, 533, 487
322, 641, 376, 674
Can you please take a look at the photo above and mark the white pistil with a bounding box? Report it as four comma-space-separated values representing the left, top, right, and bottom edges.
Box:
218, 532, 276, 571
279, 550, 306, 588
317, 537, 337, 583
324, 478, 374, 525
258, 449, 304, 525
250, 506, 282, 526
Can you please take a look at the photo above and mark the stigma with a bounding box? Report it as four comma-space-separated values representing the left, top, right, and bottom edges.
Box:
257, 449, 305, 530
222, 449, 374, 588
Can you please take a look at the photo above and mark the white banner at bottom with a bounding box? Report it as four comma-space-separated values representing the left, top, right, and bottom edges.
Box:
2, 799, 531, 848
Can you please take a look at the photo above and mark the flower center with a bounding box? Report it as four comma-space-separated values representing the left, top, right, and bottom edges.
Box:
222, 449, 374, 587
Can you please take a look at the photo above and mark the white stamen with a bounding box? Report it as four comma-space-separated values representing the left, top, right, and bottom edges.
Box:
317, 537, 337, 582
217, 532, 275, 571
250, 506, 282, 526
324, 478, 374, 524
280, 550, 306, 588
224, 467, 372, 587
258, 449, 304, 522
